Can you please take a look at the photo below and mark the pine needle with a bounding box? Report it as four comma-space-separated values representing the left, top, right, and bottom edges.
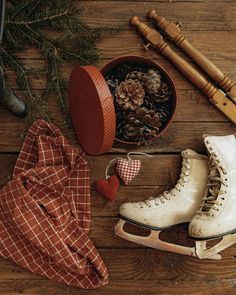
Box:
3, 0, 122, 124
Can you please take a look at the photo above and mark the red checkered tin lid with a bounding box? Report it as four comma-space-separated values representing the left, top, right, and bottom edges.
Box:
68, 65, 116, 155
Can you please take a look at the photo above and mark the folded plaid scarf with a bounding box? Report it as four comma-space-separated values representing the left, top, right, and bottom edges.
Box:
0, 119, 108, 289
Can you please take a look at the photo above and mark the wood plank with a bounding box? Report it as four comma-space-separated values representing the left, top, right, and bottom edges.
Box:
0, 121, 234, 153
9, 30, 236, 60
0, 278, 235, 295
5, 1, 236, 41
0, 153, 181, 186
78, 1, 236, 31
112, 121, 236, 153
89, 154, 182, 184
0, 88, 228, 123
1, 247, 236, 282
95, 31, 236, 60
6, 58, 236, 91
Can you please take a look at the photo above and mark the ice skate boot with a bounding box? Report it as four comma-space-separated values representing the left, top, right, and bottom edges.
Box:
189, 135, 236, 259
115, 149, 210, 258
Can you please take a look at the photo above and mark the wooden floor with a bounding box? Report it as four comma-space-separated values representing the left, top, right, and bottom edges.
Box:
1, 0, 236, 294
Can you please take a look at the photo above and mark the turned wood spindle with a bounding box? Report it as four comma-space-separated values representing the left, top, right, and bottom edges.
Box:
147, 9, 236, 103
130, 16, 236, 124
130, 16, 216, 98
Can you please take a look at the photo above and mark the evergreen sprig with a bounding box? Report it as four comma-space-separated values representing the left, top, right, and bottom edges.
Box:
3, 0, 121, 123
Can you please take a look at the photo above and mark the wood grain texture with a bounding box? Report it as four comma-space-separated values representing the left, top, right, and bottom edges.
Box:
0, 88, 228, 122
1, 0, 236, 294
0, 154, 181, 186
1, 246, 236, 282
6, 58, 236, 91
0, 121, 234, 153
0, 279, 235, 295
0, 279, 236, 295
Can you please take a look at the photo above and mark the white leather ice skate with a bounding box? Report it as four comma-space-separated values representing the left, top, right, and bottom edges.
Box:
189, 135, 236, 259
115, 149, 218, 259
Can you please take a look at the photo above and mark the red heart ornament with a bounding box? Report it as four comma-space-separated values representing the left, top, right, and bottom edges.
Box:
94, 175, 120, 201
116, 159, 141, 185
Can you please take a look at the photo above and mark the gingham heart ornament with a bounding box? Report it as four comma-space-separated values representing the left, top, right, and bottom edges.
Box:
116, 158, 141, 185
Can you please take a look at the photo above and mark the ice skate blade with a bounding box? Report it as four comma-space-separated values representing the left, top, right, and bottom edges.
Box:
195, 232, 236, 259
114, 219, 221, 260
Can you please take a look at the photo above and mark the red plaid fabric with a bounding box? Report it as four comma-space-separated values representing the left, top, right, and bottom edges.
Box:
0, 120, 108, 289
116, 159, 141, 185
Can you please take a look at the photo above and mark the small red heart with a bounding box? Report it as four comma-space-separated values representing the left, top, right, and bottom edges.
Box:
94, 175, 120, 201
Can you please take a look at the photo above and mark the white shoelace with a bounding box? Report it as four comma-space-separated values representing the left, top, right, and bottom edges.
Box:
138, 157, 191, 208
199, 153, 227, 215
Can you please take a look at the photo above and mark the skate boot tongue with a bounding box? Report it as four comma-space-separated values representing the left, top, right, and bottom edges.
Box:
142, 149, 197, 208
204, 134, 236, 169
199, 135, 233, 214
200, 155, 222, 212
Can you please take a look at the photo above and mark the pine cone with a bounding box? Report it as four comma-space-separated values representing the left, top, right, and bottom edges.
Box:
123, 114, 141, 139
116, 80, 145, 110
153, 82, 172, 102
123, 113, 159, 141
126, 71, 145, 82
156, 104, 171, 124
107, 79, 118, 95
136, 107, 162, 128
142, 68, 161, 96
147, 68, 161, 79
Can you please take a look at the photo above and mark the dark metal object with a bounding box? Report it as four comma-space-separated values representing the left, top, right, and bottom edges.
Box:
0, 0, 27, 117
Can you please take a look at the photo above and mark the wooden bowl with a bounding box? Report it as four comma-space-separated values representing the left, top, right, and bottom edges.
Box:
101, 55, 177, 145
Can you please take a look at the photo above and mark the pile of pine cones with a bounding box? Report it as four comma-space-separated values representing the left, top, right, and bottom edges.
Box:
105, 63, 173, 143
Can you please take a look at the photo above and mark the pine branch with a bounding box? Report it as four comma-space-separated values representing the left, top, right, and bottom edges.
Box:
3, 0, 122, 126
6, 9, 69, 25
2, 49, 51, 123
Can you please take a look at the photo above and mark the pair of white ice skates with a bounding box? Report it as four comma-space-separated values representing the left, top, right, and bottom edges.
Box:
115, 134, 236, 260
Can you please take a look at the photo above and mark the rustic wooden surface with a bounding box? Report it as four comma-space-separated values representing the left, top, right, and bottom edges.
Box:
1, 0, 236, 294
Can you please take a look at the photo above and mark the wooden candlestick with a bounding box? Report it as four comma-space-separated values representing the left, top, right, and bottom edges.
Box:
130, 16, 236, 124
147, 9, 236, 104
